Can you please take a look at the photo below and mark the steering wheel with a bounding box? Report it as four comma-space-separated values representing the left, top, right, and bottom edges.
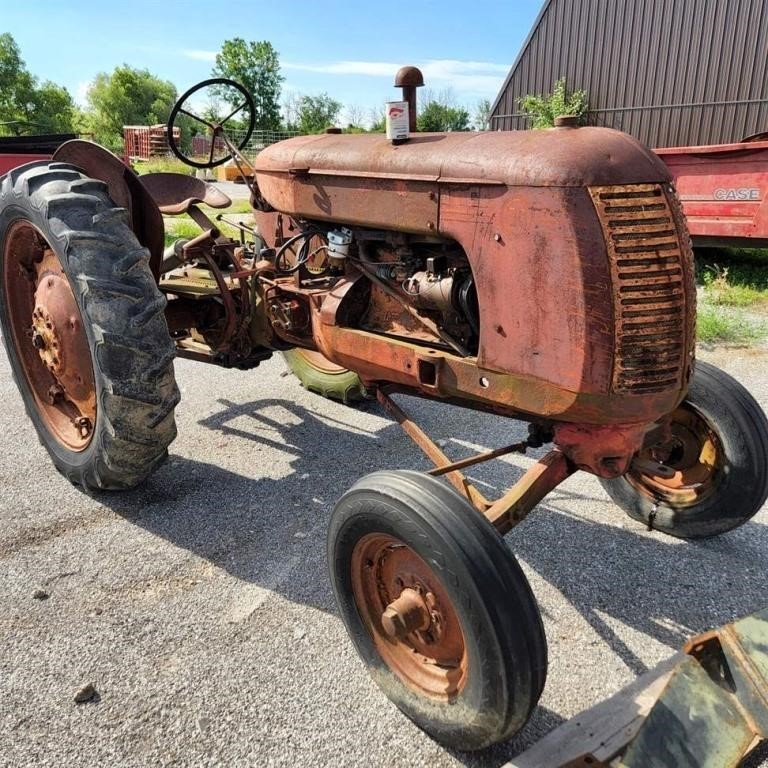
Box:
167, 78, 256, 169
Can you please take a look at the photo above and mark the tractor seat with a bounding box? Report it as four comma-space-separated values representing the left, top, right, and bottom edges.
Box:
140, 172, 232, 215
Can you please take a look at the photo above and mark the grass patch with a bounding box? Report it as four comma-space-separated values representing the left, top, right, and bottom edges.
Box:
132, 157, 193, 176
201, 199, 253, 215
163, 204, 254, 247
696, 302, 767, 344
163, 219, 201, 246
696, 248, 768, 310
694, 248, 768, 344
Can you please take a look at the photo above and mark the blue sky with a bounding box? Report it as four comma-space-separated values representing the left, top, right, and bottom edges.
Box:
2, 0, 541, 122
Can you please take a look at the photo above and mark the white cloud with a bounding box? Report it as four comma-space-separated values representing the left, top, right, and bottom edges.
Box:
75, 80, 92, 107
283, 58, 507, 96
179, 53, 508, 98
283, 60, 400, 76
184, 49, 217, 62
430, 60, 509, 74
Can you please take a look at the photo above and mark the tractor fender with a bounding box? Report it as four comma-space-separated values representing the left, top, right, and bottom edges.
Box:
52, 140, 164, 280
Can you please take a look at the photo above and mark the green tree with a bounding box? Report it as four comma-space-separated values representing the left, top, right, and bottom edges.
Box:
518, 77, 588, 129
281, 91, 302, 131
212, 38, 283, 131
0, 33, 74, 135
0, 33, 31, 121
86, 66, 177, 149
28, 82, 76, 133
297, 93, 341, 134
417, 101, 470, 132
474, 98, 492, 131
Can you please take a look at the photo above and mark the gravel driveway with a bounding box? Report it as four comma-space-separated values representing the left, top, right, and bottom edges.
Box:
1, 341, 766, 767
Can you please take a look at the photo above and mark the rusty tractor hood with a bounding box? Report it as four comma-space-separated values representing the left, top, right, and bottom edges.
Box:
253, 127, 670, 191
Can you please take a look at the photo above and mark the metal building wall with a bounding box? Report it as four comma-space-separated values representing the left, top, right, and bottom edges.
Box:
490, 0, 768, 147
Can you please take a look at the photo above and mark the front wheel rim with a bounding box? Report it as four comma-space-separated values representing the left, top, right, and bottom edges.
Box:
351, 532, 468, 701
3, 220, 96, 451
627, 404, 723, 507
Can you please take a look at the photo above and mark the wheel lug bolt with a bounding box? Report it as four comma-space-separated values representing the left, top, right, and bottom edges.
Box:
75, 417, 92, 439
381, 588, 431, 640
31, 332, 46, 349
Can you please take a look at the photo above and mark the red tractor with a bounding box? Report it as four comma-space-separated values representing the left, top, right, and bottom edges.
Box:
1, 70, 766, 750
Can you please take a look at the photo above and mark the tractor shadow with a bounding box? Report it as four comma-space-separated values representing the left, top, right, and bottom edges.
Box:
97, 393, 768, 765
513, 492, 768, 676
101, 396, 399, 614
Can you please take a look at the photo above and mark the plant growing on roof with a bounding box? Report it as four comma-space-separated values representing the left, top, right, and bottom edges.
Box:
518, 77, 588, 129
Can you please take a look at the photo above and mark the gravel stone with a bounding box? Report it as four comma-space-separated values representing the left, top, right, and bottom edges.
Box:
73, 684, 97, 704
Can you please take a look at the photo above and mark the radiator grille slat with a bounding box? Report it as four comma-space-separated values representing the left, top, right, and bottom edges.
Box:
589, 183, 694, 395
609, 218, 676, 233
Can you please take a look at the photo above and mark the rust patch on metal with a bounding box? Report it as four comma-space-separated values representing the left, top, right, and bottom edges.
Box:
375, 388, 489, 510
362, 284, 437, 344
139, 172, 231, 215
554, 422, 648, 478
257, 172, 440, 234
254, 129, 669, 191
315, 323, 683, 424
624, 402, 723, 507
439, 184, 616, 397
375, 390, 577, 534
381, 588, 431, 639
484, 450, 575, 534
395, 65, 425, 133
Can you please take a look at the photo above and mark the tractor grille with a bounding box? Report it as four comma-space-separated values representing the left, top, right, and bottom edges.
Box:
589, 183, 694, 395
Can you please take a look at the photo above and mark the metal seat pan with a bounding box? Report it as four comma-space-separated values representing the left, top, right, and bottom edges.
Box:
140, 172, 231, 215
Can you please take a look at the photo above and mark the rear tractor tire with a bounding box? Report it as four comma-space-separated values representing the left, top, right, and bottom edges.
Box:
0, 161, 179, 491
600, 361, 768, 538
282, 348, 366, 404
328, 470, 547, 750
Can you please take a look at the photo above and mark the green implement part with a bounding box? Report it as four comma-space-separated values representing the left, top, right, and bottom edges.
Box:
509, 607, 768, 768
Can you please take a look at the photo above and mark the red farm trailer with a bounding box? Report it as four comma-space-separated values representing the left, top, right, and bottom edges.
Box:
0, 134, 77, 176
656, 138, 768, 248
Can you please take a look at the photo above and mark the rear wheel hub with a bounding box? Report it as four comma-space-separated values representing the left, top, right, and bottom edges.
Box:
31, 254, 92, 402
3, 221, 96, 451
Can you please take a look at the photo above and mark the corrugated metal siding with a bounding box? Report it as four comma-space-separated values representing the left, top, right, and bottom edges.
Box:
490, 0, 768, 148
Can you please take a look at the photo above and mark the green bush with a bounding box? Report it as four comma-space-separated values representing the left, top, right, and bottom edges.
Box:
696, 250, 768, 309
518, 77, 588, 129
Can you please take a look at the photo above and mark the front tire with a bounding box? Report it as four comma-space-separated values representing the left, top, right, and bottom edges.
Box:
0, 161, 179, 490
328, 470, 547, 750
600, 361, 768, 538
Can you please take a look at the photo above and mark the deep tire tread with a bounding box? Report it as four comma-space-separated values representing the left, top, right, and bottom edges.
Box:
0, 162, 179, 490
